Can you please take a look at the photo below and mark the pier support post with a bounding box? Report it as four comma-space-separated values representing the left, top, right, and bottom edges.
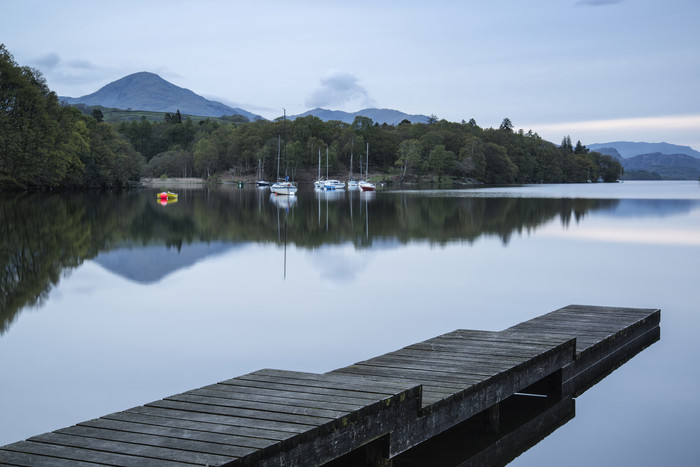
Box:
483, 402, 500, 434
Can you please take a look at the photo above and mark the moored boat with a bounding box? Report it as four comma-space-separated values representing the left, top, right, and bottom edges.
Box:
323, 179, 345, 190
157, 191, 178, 200
270, 180, 298, 195
271, 112, 298, 196
359, 180, 375, 191
358, 143, 375, 191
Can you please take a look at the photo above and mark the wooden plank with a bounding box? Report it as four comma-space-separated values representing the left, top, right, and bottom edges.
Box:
334, 363, 487, 387
165, 392, 352, 419
55, 425, 254, 459
0, 440, 194, 466
28, 432, 234, 466
126, 405, 312, 434
357, 354, 518, 377
234, 371, 410, 397
79, 417, 274, 450
201, 382, 377, 408
391, 346, 532, 364
187, 387, 367, 412
0, 447, 105, 467
103, 410, 292, 441
219, 376, 397, 402
256, 369, 422, 396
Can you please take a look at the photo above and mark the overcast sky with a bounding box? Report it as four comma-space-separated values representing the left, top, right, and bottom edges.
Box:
3, 0, 699, 149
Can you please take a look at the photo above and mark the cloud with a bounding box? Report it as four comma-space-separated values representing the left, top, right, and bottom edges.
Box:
535, 114, 700, 133
32, 52, 61, 69
305, 71, 376, 110
524, 114, 700, 151
23, 52, 131, 96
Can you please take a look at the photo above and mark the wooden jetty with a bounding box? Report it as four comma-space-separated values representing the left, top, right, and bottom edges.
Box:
0, 305, 660, 466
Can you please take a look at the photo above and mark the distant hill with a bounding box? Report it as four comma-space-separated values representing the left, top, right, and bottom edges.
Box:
60, 72, 263, 120
588, 141, 700, 159
592, 147, 624, 162
291, 107, 430, 125
622, 153, 700, 180
588, 141, 700, 179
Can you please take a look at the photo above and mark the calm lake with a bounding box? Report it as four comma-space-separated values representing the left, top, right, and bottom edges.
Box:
1, 180, 699, 465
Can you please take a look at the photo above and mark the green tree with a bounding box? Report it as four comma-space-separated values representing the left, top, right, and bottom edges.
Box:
574, 140, 588, 155
483, 142, 517, 184
429, 145, 456, 181
194, 138, 218, 178
395, 139, 424, 182
91, 108, 104, 123
499, 117, 514, 133
457, 137, 486, 180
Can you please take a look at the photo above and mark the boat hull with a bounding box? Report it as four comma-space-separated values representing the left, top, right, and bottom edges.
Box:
270, 182, 298, 195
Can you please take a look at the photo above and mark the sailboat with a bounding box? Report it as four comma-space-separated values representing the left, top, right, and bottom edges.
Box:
270, 110, 298, 196
347, 149, 359, 190
256, 158, 270, 187
322, 147, 345, 191
358, 142, 376, 191
314, 148, 324, 190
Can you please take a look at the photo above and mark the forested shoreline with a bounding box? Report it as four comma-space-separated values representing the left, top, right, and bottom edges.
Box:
1, 44, 623, 191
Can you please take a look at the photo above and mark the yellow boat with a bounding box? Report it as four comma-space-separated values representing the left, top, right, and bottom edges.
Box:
156, 191, 178, 201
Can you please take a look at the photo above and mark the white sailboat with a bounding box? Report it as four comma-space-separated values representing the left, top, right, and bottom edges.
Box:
322, 147, 345, 191
358, 142, 375, 191
256, 158, 270, 187
347, 150, 359, 190
314, 148, 324, 190
270, 110, 298, 196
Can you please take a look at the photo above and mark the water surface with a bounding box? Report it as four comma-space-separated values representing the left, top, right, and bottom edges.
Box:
1, 181, 699, 465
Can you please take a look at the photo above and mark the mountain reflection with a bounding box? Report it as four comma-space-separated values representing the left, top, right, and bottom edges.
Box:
0, 187, 625, 333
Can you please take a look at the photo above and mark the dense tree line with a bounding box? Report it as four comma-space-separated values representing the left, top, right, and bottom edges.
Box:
1, 43, 622, 189
122, 112, 622, 185
0, 45, 144, 189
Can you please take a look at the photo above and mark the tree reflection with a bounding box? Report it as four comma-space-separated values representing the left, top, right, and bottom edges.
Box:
1, 188, 622, 333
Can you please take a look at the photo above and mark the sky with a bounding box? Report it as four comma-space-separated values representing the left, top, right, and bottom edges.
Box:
3, 0, 699, 150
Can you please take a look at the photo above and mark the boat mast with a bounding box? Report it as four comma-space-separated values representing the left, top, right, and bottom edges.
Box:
283, 109, 287, 181
366, 142, 369, 179
276, 135, 280, 181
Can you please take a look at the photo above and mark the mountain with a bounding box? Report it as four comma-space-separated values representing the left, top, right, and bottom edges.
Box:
588, 141, 700, 159
60, 72, 263, 120
592, 147, 624, 162
291, 107, 429, 125
622, 153, 700, 180
587, 141, 700, 179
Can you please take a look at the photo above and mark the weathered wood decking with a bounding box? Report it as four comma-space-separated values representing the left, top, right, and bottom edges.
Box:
0, 305, 660, 466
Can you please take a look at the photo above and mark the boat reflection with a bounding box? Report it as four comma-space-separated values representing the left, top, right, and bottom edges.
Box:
314, 189, 346, 201
270, 193, 298, 209
158, 198, 178, 206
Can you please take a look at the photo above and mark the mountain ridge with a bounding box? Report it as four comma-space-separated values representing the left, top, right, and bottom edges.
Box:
59, 72, 264, 121
59, 72, 431, 125
622, 152, 700, 179
588, 141, 700, 159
